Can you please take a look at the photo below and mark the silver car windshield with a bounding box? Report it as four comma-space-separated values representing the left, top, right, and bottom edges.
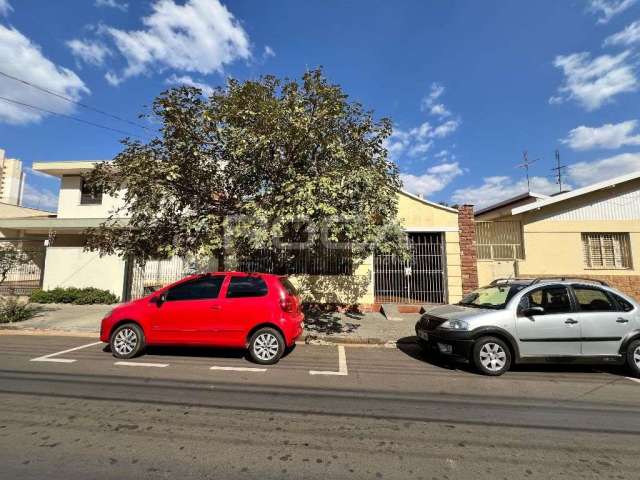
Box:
458, 285, 526, 309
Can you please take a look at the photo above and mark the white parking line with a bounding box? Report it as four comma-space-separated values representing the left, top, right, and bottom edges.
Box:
115, 361, 169, 368
626, 376, 640, 384
30, 341, 102, 363
209, 366, 267, 372
309, 345, 348, 376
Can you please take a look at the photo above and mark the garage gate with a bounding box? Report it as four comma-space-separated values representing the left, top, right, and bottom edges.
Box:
374, 232, 446, 304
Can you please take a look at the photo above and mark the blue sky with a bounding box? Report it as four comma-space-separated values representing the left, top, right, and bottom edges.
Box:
1, 0, 640, 212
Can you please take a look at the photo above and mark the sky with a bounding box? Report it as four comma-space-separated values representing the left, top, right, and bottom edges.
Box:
1, 0, 640, 212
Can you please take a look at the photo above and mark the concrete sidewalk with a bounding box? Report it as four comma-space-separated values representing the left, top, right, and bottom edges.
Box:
0, 303, 421, 344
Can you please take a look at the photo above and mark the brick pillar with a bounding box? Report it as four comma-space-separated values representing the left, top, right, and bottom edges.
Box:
458, 204, 479, 294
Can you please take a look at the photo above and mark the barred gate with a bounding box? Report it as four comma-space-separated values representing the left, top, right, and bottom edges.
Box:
124, 256, 218, 301
0, 240, 46, 296
374, 232, 446, 304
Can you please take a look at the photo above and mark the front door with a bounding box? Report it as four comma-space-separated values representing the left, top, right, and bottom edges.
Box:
152, 275, 225, 344
374, 232, 446, 304
571, 286, 631, 356
516, 286, 581, 356
218, 275, 270, 346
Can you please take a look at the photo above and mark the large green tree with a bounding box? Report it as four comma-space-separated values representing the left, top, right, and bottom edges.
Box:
87, 68, 406, 266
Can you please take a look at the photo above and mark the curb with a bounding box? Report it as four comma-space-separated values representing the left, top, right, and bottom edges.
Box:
0, 326, 99, 338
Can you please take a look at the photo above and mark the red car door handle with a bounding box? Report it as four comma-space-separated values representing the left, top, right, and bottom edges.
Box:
210, 305, 222, 311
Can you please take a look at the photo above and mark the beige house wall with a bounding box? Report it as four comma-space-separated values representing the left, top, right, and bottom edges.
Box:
57, 175, 125, 219
42, 247, 126, 298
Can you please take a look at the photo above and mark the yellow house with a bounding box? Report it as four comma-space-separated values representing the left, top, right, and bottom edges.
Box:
288, 191, 466, 308
0, 160, 474, 308
475, 171, 640, 300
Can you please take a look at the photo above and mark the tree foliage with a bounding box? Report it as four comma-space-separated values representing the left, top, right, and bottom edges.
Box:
87, 68, 407, 265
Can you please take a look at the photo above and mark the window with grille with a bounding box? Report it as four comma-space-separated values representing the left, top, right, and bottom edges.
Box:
581, 233, 632, 269
80, 177, 102, 205
475, 221, 524, 260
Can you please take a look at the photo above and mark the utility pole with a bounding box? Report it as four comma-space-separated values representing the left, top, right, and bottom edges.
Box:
516, 150, 538, 192
551, 149, 567, 194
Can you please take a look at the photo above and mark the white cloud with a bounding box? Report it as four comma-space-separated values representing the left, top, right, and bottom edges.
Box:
104, 0, 250, 85
0, 25, 88, 125
0, 0, 12, 16
562, 120, 640, 150
67, 39, 112, 67
165, 74, 214, 96
452, 176, 562, 209
421, 82, 451, 117
386, 119, 460, 161
263, 45, 275, 58
401, 162, 464, 197
551, 50, 638, 110
587, 0, 637, 24
604, 20, 640, 47
568, 152, 640, 185
95, 0, 128, 11
432, 119, 460, 138
428, 103, 450, 117
21, 184, 58, 211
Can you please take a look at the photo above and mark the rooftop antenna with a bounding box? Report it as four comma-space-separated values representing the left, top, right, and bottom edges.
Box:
516, 150, 538, 192
551, 149, 567, 194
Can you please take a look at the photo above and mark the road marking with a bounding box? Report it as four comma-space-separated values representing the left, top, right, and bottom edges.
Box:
626, 376, 640, 384
115, 361, 169, 368
209, 366, 267, 372
30, 341, 102, 363
310, 345, 348, 376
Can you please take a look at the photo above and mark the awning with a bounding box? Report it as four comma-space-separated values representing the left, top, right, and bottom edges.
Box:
0, 217, 128, 233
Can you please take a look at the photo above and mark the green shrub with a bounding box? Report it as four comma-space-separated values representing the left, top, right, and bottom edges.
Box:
29, 287, 119, 305
0, 297, 44, 324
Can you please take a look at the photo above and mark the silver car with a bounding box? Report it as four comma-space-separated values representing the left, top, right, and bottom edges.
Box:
415, 278, 640, 376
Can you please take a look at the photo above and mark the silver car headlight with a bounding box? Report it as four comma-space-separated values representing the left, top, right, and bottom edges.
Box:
440, 319, 470, 330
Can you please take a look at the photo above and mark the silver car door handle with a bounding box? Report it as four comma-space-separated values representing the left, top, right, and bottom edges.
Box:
616, 317, 629, 323
565, 318, 578, 325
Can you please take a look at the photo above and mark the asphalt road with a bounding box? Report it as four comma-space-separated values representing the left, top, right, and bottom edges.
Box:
1, 333, 639, 479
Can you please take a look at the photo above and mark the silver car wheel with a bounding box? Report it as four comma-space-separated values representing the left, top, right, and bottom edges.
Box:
253, 333, 279, 361
634, 345, 640, 368
113, 327, 138, 356
479, 342, 507, 372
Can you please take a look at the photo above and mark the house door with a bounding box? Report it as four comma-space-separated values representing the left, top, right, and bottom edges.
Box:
374, 232, 446, 304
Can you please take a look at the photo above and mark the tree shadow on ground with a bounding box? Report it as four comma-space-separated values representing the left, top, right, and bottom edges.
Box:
303, 308, 362, 336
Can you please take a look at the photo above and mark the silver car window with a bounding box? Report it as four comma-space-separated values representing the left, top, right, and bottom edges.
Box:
572, 287, 616, 312
518, 286, 572, 315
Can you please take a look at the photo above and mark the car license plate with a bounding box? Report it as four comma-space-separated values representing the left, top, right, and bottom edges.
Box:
418, 331, 428, 341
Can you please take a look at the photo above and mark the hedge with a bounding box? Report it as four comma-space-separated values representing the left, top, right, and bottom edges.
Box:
29, 287, 119, 305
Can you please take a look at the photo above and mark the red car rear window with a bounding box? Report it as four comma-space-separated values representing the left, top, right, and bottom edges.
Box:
279, 277, 298, 296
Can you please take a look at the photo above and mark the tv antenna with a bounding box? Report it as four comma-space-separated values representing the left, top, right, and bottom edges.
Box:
516, 150, 538, 192
551, 149, 567, 193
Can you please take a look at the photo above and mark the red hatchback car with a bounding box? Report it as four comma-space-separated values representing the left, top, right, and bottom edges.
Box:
100, 272, 304, 364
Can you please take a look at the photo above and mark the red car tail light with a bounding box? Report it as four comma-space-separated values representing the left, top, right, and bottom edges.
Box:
280, 296, 296, 313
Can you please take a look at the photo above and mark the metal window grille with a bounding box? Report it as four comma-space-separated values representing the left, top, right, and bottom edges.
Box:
0, 240, 46, 295
80, 178, 102, 205
237, 247, 354, 276
582, 233, 632, 269
475, 221, 524, 260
